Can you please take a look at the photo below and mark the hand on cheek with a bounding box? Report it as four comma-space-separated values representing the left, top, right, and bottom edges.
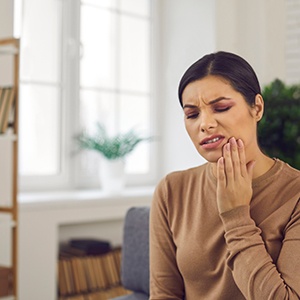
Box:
216, 138, 256, 214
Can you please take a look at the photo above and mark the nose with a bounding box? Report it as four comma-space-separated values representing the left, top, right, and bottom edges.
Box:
199, 111, 217, 132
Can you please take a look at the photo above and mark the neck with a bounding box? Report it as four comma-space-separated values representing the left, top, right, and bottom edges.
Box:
211, 150, 275, 179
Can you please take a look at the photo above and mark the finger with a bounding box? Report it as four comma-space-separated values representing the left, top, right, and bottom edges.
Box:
237, 139, 247, 177
217, 157, 226, 188
229, 137, 241, 179
223, 142, 234, 183
246, 160, 256, 179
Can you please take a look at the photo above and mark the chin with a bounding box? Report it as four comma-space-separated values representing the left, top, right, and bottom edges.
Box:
205, 157, 220, 164
198, 151, 221, 164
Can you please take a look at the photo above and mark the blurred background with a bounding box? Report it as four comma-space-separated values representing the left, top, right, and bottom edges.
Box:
1, 0, 298, 193
0, 0, 299, 299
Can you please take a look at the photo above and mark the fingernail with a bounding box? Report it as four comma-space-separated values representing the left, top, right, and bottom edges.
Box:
230, 138, 236, 145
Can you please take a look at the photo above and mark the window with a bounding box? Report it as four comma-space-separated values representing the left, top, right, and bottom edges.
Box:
19, 0, 155, 191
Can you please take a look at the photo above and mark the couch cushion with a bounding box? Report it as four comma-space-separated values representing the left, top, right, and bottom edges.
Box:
121, 206, 150, 295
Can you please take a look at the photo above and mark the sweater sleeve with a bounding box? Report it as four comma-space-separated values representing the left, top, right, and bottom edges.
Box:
220, 203, 300, 299
149, 178, 185, 300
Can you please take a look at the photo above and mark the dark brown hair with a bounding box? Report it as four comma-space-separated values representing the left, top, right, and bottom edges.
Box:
178, 51, 261, 107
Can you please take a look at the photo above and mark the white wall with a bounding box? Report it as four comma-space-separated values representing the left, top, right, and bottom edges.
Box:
0, 0, 14, 38
0, 0, 15, 86
157, 0, 216, 178
215, 0, 286, 86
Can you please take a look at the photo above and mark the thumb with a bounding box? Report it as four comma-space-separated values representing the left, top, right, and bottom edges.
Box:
246, 160, 256, 179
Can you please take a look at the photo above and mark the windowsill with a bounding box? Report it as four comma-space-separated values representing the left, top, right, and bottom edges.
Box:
18, 186, 155, 210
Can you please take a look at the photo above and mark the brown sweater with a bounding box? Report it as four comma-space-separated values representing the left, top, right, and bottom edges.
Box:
150, 159, 300, 299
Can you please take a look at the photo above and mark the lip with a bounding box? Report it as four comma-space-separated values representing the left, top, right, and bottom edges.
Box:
200, 135, 225, 150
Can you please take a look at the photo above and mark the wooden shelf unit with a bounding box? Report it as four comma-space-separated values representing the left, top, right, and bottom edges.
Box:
0, 37, 19, 300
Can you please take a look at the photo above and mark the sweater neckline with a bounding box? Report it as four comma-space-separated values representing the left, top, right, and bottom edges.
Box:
252, 158, 283, 187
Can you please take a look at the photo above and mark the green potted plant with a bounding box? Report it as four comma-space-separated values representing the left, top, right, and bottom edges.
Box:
258, 79, 300, 170
75, 123, 151, 192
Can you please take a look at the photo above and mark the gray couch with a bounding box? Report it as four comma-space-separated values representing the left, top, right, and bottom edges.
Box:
112, 206, 150, 300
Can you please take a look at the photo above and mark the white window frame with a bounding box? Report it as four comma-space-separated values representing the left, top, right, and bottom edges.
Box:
19, 0, 70, 191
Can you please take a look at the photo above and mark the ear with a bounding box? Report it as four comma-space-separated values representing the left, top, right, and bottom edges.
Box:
253, 94, 264, 122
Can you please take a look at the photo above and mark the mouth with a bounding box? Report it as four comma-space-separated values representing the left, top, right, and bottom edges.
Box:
200, 135, 225, 149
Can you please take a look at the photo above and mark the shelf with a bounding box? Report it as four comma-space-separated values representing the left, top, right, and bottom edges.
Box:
0, 37, 19, 300
0, 134, 17, 141
0, 45, 18, 55
0, 38, 19, 56
0, 207, 15, 214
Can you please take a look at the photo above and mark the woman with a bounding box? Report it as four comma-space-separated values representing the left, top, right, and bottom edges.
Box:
150, 51, 300, 299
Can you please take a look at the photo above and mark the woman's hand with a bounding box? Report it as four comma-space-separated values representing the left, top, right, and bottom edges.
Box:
216, 137, 256, 214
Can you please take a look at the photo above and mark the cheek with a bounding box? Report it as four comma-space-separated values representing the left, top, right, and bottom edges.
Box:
224, 111, 252, 130
228, 116, 257, 140
184, 121, 199, 139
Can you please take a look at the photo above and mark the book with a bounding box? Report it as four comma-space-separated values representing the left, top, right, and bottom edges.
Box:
58, 243, 126, 299
75, 257, 88, 293
0, 87, 15, 134
70, 258, 81, 294
102, 251, 119, 286
93, 255, 109, 289
1, 87, 15, 133
0, 87, 8, 132
58, 260, 68, 296
70, 239, 111, 255
61, 258, 75, 295
60, 244, 88, 257
82, 256, 97, 291
0, 88, 4, 114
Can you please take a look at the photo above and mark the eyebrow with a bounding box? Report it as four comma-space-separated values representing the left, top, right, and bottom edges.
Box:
183, 97, 231, 109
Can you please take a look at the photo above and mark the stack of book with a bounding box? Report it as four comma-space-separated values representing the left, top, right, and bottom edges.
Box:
0, 87, 15, 134
58, 239, 131, 300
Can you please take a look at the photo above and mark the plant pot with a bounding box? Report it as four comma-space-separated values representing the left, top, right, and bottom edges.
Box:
99, 159, 125, 194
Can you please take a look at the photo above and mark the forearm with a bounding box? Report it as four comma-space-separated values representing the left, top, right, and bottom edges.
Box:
220, 205, 300, 299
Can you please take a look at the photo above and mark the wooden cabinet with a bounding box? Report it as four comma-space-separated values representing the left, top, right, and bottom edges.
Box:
0, 38, 19, 300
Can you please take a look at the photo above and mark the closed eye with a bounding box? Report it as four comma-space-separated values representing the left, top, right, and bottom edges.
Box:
214, 106, 231, 113
186, 113, 199, 119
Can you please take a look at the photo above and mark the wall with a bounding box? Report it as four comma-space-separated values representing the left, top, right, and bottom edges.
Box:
0, 0, 14, 38
0, 0, 15, 86
215, 0, 286, 86
157, 0, 216, 178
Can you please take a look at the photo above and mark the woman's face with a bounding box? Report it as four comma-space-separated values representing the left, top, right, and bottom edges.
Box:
181, 75, 263, 163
